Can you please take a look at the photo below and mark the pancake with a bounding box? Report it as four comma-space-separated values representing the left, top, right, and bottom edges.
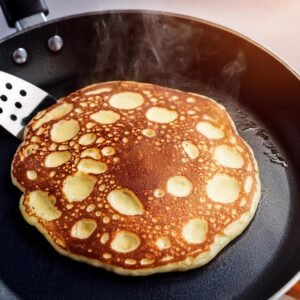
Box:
11, 81, 261, 276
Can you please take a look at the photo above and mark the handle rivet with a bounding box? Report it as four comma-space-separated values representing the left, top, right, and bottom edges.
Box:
12, 48, 28, 65
47, 35, 64, 53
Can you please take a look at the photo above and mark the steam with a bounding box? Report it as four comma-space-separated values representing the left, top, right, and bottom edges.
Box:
130, 14, 205, 89
81, 12, 246, 99
220, 51, 247, 97
76, 12, 286, 167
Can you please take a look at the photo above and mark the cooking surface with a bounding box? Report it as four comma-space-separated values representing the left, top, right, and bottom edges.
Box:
0, 0, 299, 74
0, 12, 299, 299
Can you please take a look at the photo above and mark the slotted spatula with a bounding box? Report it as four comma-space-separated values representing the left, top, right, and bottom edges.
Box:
0, 71, 56, 139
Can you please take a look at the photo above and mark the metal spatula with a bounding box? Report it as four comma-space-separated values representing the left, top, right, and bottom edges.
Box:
0, 71, 56, 139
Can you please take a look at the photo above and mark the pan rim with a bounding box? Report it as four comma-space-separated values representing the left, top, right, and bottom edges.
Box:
269, 271, 300, 300
0, 9, 299, 300
0, 9, 299, 80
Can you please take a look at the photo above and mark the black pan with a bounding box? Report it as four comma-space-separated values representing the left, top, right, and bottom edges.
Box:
0, 1, 299, 299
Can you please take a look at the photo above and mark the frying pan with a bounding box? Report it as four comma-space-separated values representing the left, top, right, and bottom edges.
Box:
0, 1, 299, 299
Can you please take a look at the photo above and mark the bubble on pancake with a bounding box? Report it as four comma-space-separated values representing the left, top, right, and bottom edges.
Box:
125, 259, 137, 265
50, 119, 80, 143
26, 170, 37, 180
111, 231, 141, 253
28, 190, 61, 221
112, 214, 120, 220
86, 204, 96, 212
86, 122, 96, 129
140, 258, 154, 265
49, 171, 56, 177
63, 172, 97, 202
146, 107, 178, 123
109, 92, 144, 109
154, 189, 165, 198
161, 256, 173, 262
185, 97, 196, 104
96, 137, 105, 144
71, 219, 97, 239
90, 110, 120, 124
78, 133, 97, 145
23, 144, 39, 157
58, 145, 69, 151
196, 122, 224, 139
48, 143, 57, 151
99, 184, 106, 192
156, 237, 171, 250
213, 145, 244, 168
45, 151, 71, 168
167, 175, 193, 197
244, 176, 253, 193
182, 219, 208, 244
33, 103, 73, 130
103, 216, 111, 224
107, 188, 144, 216
31, 136, 41, 143
142, 128, 156, 138
77, 158, 107, 174
207, 174, 241, 203
100, 233, 110, 244
103, 253, 112, 259
85, 87, 112, 95
80, 148, 101, 160
240, 199, 247, 207
182, 141, 199, 160
101, 146, 116, 156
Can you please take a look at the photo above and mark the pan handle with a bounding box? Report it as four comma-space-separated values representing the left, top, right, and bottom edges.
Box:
0, 0, 48, 29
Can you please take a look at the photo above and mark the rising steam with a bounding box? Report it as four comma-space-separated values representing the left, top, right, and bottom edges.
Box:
81, 12, 246, 97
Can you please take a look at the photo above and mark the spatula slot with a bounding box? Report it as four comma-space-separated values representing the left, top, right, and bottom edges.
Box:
5, 82, 12, 89
1, 95, 7, 101
15, 102, 22, 108
10, 114, 17, 121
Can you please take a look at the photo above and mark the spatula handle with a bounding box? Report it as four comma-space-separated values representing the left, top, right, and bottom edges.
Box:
0, 0, 48, 27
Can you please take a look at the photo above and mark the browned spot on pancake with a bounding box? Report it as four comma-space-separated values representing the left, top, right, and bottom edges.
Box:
12, 81, 260, 275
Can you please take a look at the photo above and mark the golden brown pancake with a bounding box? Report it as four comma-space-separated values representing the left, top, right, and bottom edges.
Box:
11, 81, 260, 275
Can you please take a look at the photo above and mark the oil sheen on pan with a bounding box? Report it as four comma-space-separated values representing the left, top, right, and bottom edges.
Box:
11, 81, 261, 276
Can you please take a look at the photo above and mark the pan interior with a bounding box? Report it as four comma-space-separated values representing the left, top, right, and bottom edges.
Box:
0, 11, 299, 300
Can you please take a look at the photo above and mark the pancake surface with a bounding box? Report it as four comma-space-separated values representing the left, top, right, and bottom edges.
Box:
11, 81, 260, 275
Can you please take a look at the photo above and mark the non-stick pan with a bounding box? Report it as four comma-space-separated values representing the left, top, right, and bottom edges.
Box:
0, 1, 299, 299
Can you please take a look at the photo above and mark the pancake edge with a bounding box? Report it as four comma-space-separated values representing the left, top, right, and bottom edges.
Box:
12, 89, 261, 276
